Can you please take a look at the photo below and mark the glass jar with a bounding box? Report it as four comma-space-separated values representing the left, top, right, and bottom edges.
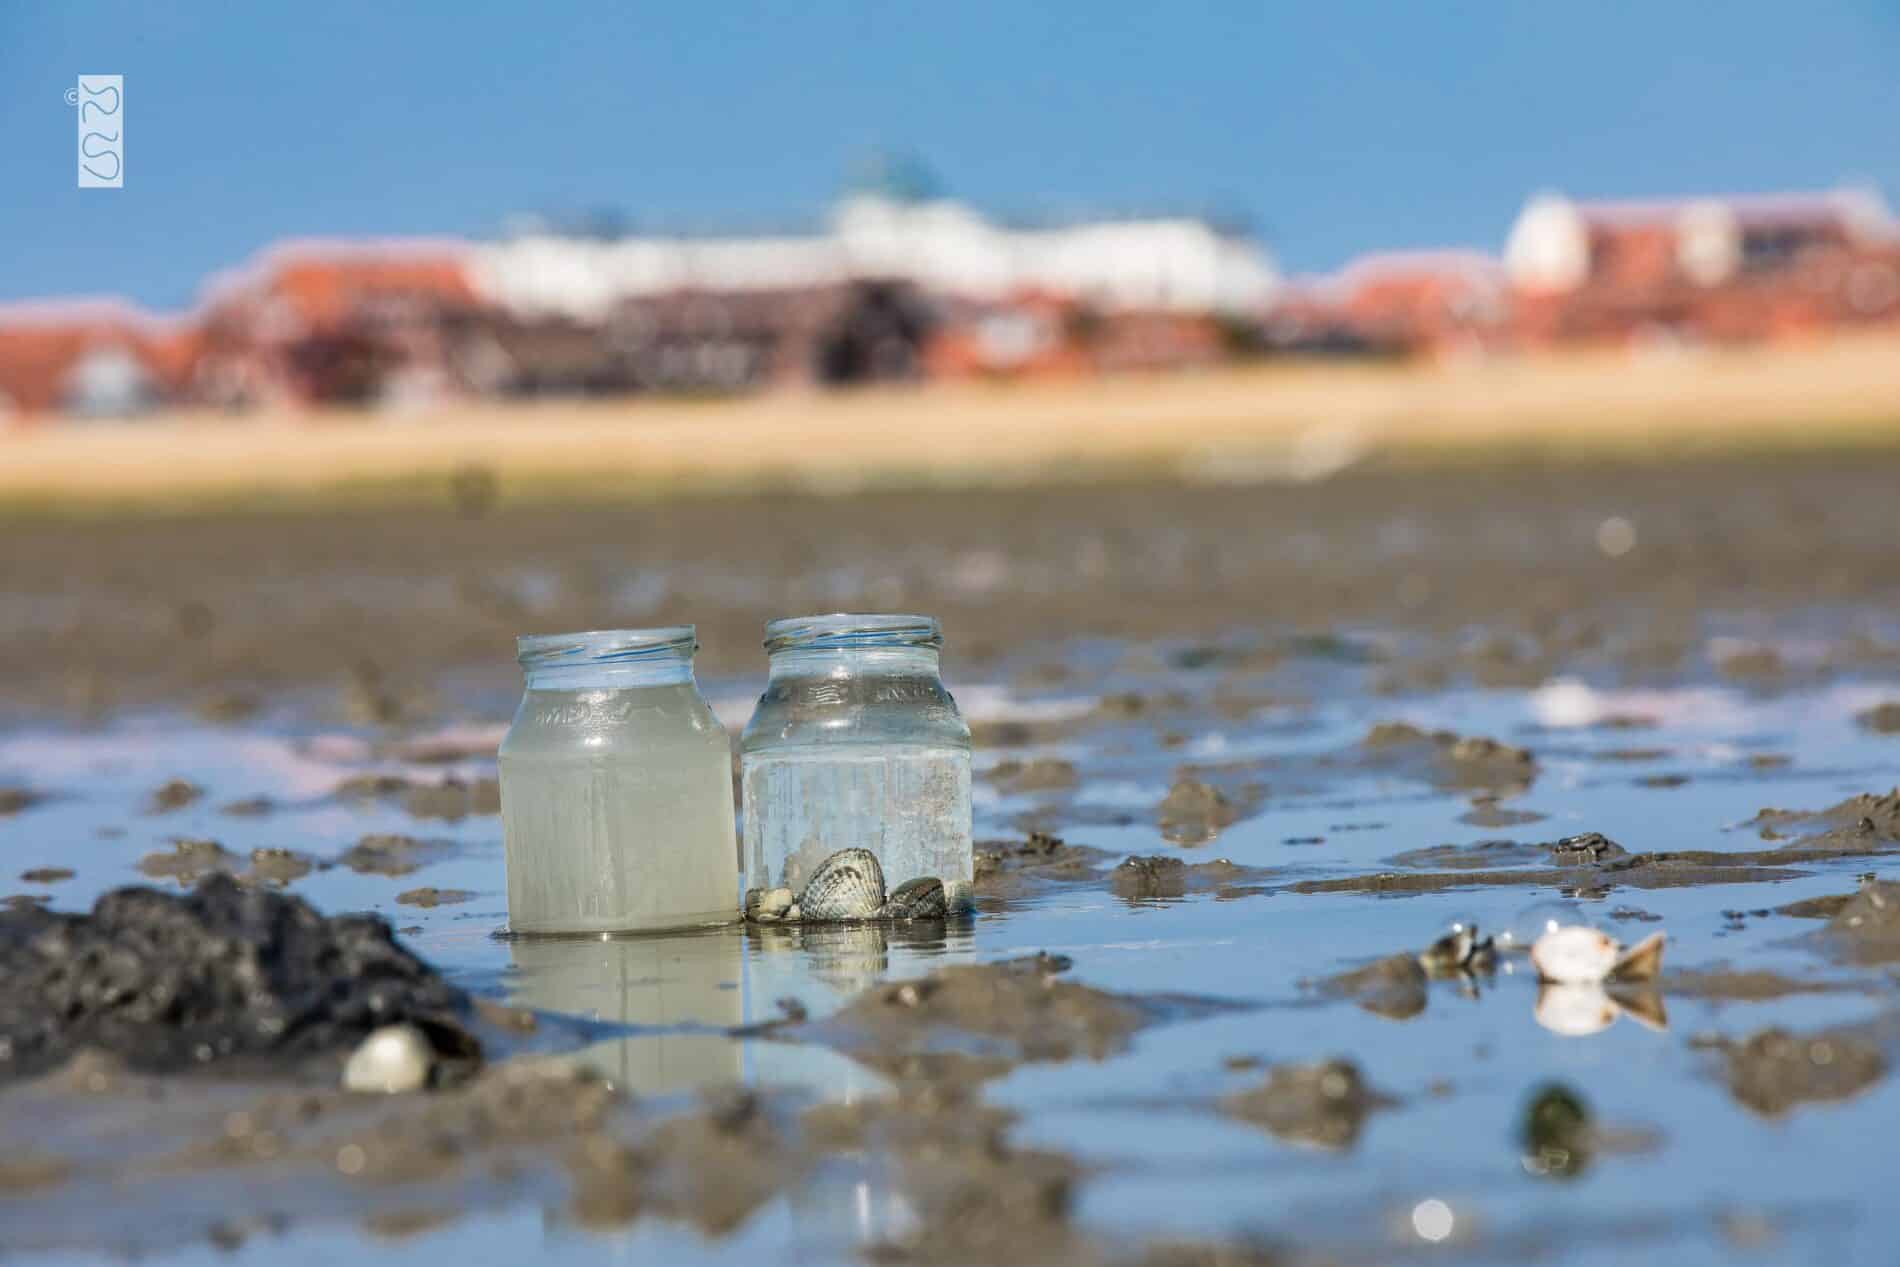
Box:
740, 613, 973, 914
498, 627, 738, 934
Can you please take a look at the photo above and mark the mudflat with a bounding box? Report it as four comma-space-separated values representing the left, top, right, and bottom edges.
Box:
2, 442, 1900, 1265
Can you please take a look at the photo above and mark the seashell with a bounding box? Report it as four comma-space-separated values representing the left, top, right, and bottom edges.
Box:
1418, 920, 1495, 975
881, 876, 948, 920
744, 886, 796, 922
1530, 926, 1666, 984
798, 848, 887, 921
342, 1023, 433, 1093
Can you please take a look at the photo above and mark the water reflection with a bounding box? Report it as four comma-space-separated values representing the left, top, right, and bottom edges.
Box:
508, 930, 744, 1094
742, 918, 976, 1102
787, 1160, 920, 1258
1532, 982, 1668, 1036
506, 917, 977, 1104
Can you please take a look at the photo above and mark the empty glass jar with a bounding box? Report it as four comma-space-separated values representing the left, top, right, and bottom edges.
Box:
740, 613, 973, 915
498, 627, 738, 934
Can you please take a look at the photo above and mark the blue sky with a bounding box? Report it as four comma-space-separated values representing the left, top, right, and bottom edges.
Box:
3, 2, 1897, 311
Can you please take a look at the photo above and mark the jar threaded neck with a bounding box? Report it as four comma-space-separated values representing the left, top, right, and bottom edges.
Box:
763, 613, 942, 656
517, 626, 696, 689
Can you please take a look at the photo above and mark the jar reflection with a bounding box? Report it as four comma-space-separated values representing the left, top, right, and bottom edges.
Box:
508, 930, 743, 1094
739, 918, 973, 1105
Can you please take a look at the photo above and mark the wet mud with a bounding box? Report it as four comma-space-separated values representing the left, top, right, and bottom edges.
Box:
5, 455, 1900, 1265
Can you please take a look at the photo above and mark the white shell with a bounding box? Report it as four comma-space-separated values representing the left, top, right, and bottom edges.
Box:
1530, 926, 1665, 984
342, 1023, 433, 1094
1534, 983, 1618, 1036
1530, 926, 1619, 983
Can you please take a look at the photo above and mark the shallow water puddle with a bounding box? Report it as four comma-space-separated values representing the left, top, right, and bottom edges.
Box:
1, 657, 1897, 1265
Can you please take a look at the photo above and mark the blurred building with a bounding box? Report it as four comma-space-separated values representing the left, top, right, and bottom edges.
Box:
5, 177, 1898, 421
194, 240, 483, 407
0, 300, 202, 421
1504, 187, 1900, 344
466, 181, 1278, 391
1263, 250, 1507, 359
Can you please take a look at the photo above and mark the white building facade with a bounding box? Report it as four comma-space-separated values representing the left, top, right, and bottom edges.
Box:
469, 194, 1279, 321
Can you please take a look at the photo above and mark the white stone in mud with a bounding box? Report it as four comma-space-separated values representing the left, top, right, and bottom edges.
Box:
343, 1023, 433, 1093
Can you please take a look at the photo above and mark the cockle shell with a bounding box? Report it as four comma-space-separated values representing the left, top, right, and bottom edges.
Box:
798, 848, 887, 921
881, 876, 948, 920
1530, 926, 1665, 985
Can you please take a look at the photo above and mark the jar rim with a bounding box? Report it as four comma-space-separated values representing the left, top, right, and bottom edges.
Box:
764, 612, 942, 654
516, 626, 696, 666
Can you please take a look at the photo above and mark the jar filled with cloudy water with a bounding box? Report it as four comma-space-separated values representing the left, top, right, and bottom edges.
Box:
741, 613, 973, 912
499, 627, 738, 934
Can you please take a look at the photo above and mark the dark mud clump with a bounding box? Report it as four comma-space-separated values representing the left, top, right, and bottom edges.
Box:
1752, 788, 1900, 843
983, 757, 1079, 795
0, 787, 46, 816
1820, 880, 1900, 964
1111, 854, 1188, 898
1662, 969, 1857, 1003
1156, 775, 1254, 844
1221, 1059, 1390, 1149
973, 832, 1113, 899
1319, 955, 1429, 1020
1775, 894, 1854, 920
1459, 796, 1545, 828
569, 1087, 797, 1234
395, 887, 476, 908
1387, 839, 1546, 870
248, 847, 319, 887
1716, 644, 1785, 681
137, 838, 239, 884
1856, 701, 1900, 734
331, 773, 501, 820
403, 776, 501, 821
1722, 1025, 1887, 1116
19, 868, 74, 885
1295, 815, 1896, 897
0, 874, 475, 1080
1109, 855, 1272, 902
147, 779, 204, 813
336, 833, 459, 877
779, 953, 1228, 1086
803, 1085, 1083, 1265
1361, 721, 1537, 791
139, 841, 321, 888
219, 796, 276, 817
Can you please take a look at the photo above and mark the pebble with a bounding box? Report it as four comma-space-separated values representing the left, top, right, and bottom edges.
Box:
342, 1024, 433, 1094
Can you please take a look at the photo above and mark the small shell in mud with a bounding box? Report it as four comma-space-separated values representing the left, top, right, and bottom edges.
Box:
1418, 920, 1494, 975
343, 1023, 433, 1093
744, 886, 797, 922
798, 848, 887, 921
1530, 926, 1665, 984
881, 876, 948, 920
